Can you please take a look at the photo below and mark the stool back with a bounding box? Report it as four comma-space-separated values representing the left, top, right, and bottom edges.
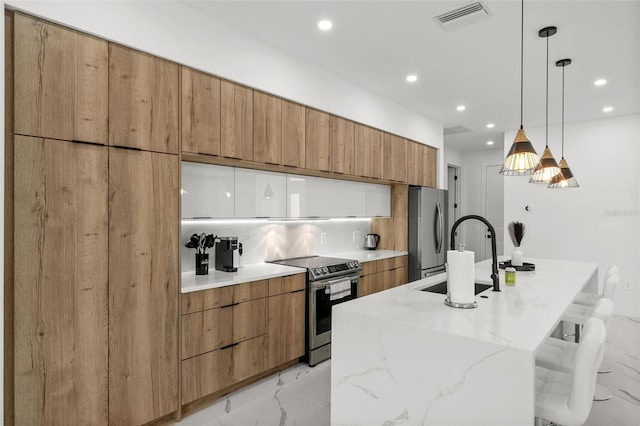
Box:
568, 317, 606, 424
602, 273, 619, 300
592, 298, 614, 331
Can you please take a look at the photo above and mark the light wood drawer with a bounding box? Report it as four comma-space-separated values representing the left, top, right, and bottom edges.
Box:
234, 279, 268, 303
233, 298, 268, 343
268, 273, 306, 296
181, 307, 233, 360
181, 346, 234, 404
182, 286, 234, 315
360, 260, 378, 276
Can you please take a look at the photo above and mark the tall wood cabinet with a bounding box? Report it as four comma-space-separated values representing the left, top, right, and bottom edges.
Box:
108, 148, 179, 425
181, 66, 221, 156
109, 44, 179, 154
13, 136, 109, 425
14, 13, 108, 144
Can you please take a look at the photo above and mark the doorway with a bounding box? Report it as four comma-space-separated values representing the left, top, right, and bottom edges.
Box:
483, 165, 504, 260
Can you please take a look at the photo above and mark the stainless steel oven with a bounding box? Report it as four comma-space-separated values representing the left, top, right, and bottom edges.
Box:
269, 256, 360, 366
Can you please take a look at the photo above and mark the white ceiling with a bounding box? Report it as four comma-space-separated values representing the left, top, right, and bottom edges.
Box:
181, 1, 640, 152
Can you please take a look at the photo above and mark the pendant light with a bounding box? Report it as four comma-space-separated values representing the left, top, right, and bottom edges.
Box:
529, 26, 562, 184
500, 0, 540, 175
549, 59, 579, 188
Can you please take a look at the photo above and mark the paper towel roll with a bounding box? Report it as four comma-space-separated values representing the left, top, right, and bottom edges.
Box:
446, 249, 475, 304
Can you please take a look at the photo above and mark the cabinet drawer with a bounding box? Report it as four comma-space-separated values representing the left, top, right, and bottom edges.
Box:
360, 260, 378, 277
234, 335, 268, 384
233, 298, 267, 343
181, 307, 233, 359
268, 274, 306, 296
181, 346, 234, 404
395, 256, 408, 269
234, 279, 268, 303
182, 286, 234, 315
377, 258, 395, 273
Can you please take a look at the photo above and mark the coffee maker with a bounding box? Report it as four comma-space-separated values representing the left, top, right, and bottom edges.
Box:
215, 236, 238, 272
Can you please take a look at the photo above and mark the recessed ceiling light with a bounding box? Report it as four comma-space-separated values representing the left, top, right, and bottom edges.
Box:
318, 20, 333, 31
456, 105, 466, 112
406, 74, 418, 83
594, 79, 607, 86
602, 106, 613, 112
486, 141, 494, 146
486, 123, 495, 129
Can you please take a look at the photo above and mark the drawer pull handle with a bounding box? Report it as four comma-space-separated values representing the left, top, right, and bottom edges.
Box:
220, 342, 239, 351
220, 302, 240, 309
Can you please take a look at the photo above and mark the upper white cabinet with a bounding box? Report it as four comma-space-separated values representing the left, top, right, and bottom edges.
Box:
182, 162, 234, 218
365, 183, 391, 217
287, 174, 336, 218
235, 169, 286, 218
335, 180, 366, 217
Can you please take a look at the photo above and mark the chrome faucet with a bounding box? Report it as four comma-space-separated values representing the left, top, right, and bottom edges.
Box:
450, 215, 500, 292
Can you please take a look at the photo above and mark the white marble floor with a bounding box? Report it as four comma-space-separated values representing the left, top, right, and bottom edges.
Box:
177, 316, 640, 426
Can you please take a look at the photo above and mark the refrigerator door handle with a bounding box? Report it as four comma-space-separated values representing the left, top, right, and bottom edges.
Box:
435, 202, 443, 254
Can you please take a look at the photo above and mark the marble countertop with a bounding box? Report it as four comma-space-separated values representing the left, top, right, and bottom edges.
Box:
335, 257, 598, 352
328, 249, 408, 263
181, 263, 306, 293
181, 250, 408, 292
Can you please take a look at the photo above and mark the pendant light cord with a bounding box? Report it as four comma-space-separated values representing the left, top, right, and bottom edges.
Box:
561, 64, 565, 159
545, 34, 549, 148
520, 0, 524, 128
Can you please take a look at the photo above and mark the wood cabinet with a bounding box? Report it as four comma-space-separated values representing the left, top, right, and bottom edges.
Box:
268, 274, 305, 368
14, 13, 108, 144
13, 136, 109, 426
407, 141, 437, 187
181, 66, 221, 156
221, 80, 253, 160
305, 108, 331, 172
354, 124, 383, 179
254, 91, 282, 164
281, 100, 306, 168
109, 44, 179, 154
383, 133, 407, 182
359, 256, 408, 296
330, 115, 355, 174
108, 148, 179, 425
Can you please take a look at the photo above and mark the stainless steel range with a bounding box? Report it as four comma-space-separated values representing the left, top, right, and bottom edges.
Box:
269, 256, 360, 366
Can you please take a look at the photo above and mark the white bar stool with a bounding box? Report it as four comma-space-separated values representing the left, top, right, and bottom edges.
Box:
535, 317, 606, 426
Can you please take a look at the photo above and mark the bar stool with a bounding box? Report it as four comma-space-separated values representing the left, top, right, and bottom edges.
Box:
535, 317, 606, 426
573, 266, 618, 307
538, 298, 614, 402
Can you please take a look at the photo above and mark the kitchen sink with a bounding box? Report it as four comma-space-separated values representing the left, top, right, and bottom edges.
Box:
421, 281, 492, 295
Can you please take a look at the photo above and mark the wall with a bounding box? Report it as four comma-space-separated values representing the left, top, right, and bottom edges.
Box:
503, 114, 640, 318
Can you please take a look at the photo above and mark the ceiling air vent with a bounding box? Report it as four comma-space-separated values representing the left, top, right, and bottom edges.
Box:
433, 1, 490, 30
444, 125, 473, 136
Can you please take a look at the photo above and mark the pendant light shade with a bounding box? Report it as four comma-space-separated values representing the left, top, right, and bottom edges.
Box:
529, 26, 561, 184
549, 58, 579, 188
500, 0, 540, 175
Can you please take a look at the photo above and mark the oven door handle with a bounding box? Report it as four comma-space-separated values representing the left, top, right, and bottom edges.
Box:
311, 275, 358, 290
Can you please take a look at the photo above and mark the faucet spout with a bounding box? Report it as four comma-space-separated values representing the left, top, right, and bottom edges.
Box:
450, 215, 500, 292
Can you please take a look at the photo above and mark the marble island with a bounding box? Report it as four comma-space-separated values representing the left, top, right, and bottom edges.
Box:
331, 257, 598, 426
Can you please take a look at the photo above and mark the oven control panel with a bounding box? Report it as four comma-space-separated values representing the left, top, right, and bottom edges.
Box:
309, 261, 360, 281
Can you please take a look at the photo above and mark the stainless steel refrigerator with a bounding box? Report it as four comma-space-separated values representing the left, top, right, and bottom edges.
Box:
408, 186, 448, 282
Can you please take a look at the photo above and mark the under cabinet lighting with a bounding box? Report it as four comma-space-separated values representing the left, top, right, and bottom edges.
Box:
181, 218, 372, 225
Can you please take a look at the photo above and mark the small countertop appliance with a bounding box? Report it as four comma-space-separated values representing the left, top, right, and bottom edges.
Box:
215, 236, 238, 272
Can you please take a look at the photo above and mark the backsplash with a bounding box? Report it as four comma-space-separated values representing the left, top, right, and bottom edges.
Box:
181, 219, 371, 273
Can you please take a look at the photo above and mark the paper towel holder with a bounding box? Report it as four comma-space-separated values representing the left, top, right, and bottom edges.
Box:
444, 297, 477, 309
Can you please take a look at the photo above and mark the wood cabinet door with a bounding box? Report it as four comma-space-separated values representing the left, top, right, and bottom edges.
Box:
109, 44, 179, 154
181, 307, 233, 360
181, 347, 234, 404
14, 14, 108, 144
354, 124, 383, 179
330, 115, 355, 174
233, 335, 268, 384
383, 133, 407, 182
253, 91, 282, 164
395, 267, 408, 288
233, 298, 268, 343
267, 290, 305, 368
305, 108, 331, 171
181, 66, 221, 155
281, 100, 305, 168
422, 145, 437, 187
221, 80, 253, 160
406, 141, 423, 185
359, 273, 378, 297
108, 148, 179, 425
14, 136, 108, 425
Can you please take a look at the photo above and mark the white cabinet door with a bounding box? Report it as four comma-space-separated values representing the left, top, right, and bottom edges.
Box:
181, 162, 234, 218
287, 174, 336, 218
365, 183, 391, 217
335, 180, 366, 217
235, 168, 286, 218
